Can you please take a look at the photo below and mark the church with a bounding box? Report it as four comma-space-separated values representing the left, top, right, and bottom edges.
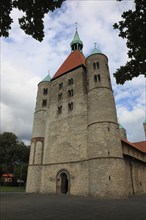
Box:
26, 30, 146, 198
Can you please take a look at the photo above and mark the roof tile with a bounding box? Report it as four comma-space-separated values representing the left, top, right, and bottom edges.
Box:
121, 138, 146, 153
52, 50, 86, 80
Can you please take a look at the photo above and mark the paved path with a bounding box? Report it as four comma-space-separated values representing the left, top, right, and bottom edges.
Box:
0, 193, 146, 220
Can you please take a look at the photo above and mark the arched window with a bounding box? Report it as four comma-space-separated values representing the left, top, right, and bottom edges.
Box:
42, 99, 47, 107
43, 88, 48, 95
58, 106, 62, 114
93, 62, 99, 70
58, 93, 63, 101
68, 102, 73, 111
94, 74, 101, 82
68, 78, 74, 86
68, 89, 73, 97
59, 82, 63, 90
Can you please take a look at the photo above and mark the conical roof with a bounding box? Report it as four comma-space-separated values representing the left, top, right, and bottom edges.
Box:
52, 50, 86, 80
119, 123, 125, 129
91, 47, 102, 55
41, 74, 51, 82
70, 30, 83, 51
70, 30, 83, 46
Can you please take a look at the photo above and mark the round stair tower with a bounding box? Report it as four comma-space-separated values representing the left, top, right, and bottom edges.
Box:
86, 47, 128, 198
26, 74, 51, 193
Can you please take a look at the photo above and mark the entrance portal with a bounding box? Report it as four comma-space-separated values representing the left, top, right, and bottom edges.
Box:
56, 171, 70, 194
60, 172, 68, 194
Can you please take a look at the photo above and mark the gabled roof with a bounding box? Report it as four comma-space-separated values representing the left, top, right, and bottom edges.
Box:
52, 50, 86, 80
2, 173, 14, 178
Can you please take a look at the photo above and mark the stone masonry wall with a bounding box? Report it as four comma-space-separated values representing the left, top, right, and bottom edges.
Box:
40, 161, 89, 195
43, 67, 88, 164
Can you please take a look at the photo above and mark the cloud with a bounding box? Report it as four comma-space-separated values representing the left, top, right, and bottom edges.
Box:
1, 1, 145, 144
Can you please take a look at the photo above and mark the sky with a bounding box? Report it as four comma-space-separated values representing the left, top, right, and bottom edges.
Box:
1, 0, 146, 145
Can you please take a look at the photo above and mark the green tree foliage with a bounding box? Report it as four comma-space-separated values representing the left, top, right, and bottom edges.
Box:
113, 0, 146, 84
0, 132, 30, 182
0, 0, 65, 41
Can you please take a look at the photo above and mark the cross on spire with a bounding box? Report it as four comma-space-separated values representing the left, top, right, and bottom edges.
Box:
94, 43, 97, 48
75, 22, 78, 30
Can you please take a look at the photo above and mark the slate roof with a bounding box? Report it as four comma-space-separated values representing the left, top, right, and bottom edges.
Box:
52, 50, 86, 80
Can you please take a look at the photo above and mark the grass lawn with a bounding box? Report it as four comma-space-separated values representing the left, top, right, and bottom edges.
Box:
0, 186, 25, 192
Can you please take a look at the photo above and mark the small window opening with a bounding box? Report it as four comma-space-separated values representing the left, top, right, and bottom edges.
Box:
139, 182, 142, 186
109, 176, 111, 181
59, 82, 63, 90
94, 74, 101, 82
42, 99, 47, 107
68, 102, 73, 111
58, 106, 62, 114
108, 127, 110, 131
97, 74, 101, 82
108, 151, 110, 156
43, 88, 48, 95
94, 75, 97, 82
93, 62, 99, 70
68, 78, 73, 86
68, 89, 73, 97
58, 93, 63, 101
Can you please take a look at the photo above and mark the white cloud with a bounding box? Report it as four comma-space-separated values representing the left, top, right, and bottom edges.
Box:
1, 0, 145, 144
117, 106, 145, 142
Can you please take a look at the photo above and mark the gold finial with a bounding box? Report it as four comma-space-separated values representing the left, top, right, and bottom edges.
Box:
75, 22, 78, 30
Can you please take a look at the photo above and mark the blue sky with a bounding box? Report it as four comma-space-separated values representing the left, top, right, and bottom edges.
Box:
1, 0, 145, 144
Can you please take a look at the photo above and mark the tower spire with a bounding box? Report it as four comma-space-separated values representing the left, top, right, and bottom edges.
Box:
70, 24, 83, 52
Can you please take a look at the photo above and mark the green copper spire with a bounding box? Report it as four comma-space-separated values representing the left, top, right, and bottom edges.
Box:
91, 43, 102, 55
41, 74, 51, 82
119, 123, 125, 130
70, 30, 83, 51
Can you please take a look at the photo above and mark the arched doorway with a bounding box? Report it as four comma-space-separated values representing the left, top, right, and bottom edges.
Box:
56, 170, 70, 194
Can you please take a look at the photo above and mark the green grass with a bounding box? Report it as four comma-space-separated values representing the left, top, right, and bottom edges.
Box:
0, 186, 25, 192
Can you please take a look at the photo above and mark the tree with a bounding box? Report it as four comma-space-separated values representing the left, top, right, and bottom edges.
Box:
0, 0, 65, 41
113, 0, 146, 84
0, 132, 30, 183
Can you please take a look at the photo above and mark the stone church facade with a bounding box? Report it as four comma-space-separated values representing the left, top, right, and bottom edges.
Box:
26, 31, 146, 198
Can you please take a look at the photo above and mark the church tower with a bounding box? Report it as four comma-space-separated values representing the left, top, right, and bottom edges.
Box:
86, 47, 129, 198
39, 30, 89, 195
26, 75, 51, 192
26, 29, 143, 198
